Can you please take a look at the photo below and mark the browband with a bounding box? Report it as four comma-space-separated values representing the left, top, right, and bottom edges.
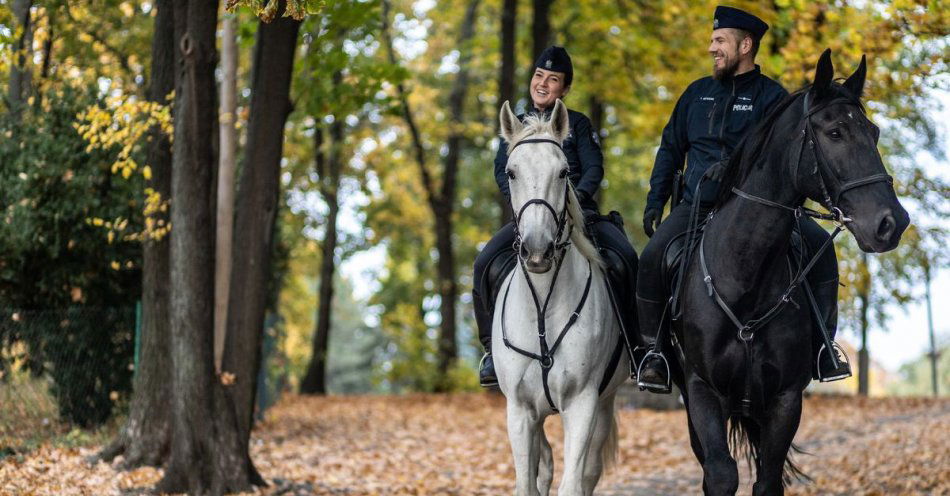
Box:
510, 138, 563, 152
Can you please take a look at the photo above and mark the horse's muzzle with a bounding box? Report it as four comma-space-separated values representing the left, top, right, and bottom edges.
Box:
520, 239, 555, 273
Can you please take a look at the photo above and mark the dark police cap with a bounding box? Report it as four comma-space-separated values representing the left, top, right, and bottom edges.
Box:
534, 46, 573, 86
713, 6, 769, 40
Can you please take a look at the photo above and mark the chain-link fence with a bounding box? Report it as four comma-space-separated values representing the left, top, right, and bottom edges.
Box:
0, 306, 136, 454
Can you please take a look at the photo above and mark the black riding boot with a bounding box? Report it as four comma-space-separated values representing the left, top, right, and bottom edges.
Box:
635, 295, 672, 394
473, 290, 498, 387
811, 278, 852, 382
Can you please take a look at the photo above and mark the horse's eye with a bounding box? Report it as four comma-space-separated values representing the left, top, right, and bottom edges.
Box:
558, 169, 568, 179
828, 128, 843, 140
507, 169, 516, 180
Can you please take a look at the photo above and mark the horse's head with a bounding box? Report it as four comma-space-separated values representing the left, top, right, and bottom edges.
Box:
794, 49, 909, 252
500, 99, 576, 273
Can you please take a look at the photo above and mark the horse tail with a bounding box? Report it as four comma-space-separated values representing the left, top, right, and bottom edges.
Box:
728, 415, 811, 486
601, 408, 619, 472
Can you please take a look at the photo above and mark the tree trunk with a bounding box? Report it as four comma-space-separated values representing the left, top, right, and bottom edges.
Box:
215, 14, 239, 373
156, 0, 253, 493
589, 95, 604, 205
381, 0, 479, 391
300, 110, 344, 394
222, 0, 301, 477
857, 253, 870, 397
531, 0, 553, 61
497, 0, 517, 225
434, 0, 479, 390
96, 0, 174, 469
925, 263, 938, 396
7, 0, 33, 120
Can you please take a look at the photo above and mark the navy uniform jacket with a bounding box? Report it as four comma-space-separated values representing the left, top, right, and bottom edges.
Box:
646, 65, 787, 209
495, 107, 603, 212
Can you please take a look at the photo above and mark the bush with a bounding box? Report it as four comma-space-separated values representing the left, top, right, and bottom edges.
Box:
0, 84, 142, 427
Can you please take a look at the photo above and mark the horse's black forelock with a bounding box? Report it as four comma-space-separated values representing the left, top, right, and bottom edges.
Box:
714, 82, 864, 208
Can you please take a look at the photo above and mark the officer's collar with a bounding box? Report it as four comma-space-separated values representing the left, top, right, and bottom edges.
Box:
718, 64, 761, 87
529, 105, 554, 118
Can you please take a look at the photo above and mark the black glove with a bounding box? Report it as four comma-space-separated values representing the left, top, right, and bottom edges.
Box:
642, 208, 660, 238
703, 158, 728, 182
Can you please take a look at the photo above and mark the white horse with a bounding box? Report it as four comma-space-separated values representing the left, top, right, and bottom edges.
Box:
494, 99, 629, 496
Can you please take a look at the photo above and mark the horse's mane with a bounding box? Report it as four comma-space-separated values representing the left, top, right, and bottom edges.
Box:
714, 82, 864, 207
505, 113, 604, 269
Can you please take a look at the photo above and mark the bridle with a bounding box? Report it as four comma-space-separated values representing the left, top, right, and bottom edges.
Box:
697, 91, 893, 415
509, 138, 574, 258
752, 92, 894, 222
500, 137, 593, 412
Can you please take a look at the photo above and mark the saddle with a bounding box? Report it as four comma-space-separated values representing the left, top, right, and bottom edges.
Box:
662, 223, 808, 319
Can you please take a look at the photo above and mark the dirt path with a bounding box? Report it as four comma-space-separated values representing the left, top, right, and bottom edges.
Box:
599, 396, 950, 495
1, 393, 947, 495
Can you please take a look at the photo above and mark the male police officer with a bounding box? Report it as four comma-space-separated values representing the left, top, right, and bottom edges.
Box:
473, 46, 640, 387
636, 6, 852, 393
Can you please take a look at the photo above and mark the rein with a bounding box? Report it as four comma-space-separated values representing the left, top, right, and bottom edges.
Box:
500, 137, 593, 412
697, 93, 892, 415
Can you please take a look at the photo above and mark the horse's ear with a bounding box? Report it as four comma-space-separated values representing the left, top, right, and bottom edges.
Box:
843, 54, 867, 99
499, 100, 523, 144
550, 99, 570, 143
812, 48, 834, 100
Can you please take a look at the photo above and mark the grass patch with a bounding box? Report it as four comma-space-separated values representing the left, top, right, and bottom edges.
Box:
0, 368, 122, 460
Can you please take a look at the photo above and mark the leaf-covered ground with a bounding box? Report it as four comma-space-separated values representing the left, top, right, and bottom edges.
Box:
1, 393, 947, 495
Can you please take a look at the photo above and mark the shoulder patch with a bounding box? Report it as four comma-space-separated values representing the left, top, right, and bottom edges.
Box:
592, 131, 600, 146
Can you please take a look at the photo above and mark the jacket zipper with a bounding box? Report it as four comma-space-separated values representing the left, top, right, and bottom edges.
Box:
718, 79, 736, 160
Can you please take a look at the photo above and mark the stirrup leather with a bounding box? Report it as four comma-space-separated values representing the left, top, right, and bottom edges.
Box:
636, 350, 672, 393
817, 342, 852, 382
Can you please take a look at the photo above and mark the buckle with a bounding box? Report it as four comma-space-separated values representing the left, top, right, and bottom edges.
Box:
540, 355, 554, 369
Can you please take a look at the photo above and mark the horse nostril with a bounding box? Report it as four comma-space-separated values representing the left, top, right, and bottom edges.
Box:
519, 243, 529, 260
543, 242, 555, 260
876, 213, 895, 242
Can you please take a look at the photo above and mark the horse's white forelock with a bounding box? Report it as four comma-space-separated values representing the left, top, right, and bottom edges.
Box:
505, 114, 549, 154
506, 114, 604, 268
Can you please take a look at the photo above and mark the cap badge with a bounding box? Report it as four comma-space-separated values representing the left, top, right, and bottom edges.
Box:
713, 18, 719, 28
545, 59, 552, 68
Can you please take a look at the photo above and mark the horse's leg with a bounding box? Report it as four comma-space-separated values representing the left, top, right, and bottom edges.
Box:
507, 403, 543, 496
685, 376, 738, 496
537, 424, 553, 496
581, 394, 618, 495
558, 392, 599, 496
752, 391, 803, 496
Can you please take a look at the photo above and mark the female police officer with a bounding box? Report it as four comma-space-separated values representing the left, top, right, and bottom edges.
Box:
472, 46, 640, 387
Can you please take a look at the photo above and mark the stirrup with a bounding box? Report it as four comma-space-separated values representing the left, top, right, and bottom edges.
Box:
478, 353, 498, 388
631, 345, 649, 374
817, 342, 852, 382
636, 350, 672, 394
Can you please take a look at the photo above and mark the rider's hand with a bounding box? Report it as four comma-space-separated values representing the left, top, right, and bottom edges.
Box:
703, 159, 728, 182
643, 208, 660, 237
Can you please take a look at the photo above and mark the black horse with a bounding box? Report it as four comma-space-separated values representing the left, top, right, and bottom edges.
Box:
667, 49, 910, 495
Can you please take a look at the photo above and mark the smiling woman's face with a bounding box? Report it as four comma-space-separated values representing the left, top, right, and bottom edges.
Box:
530, 68, 570, 110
